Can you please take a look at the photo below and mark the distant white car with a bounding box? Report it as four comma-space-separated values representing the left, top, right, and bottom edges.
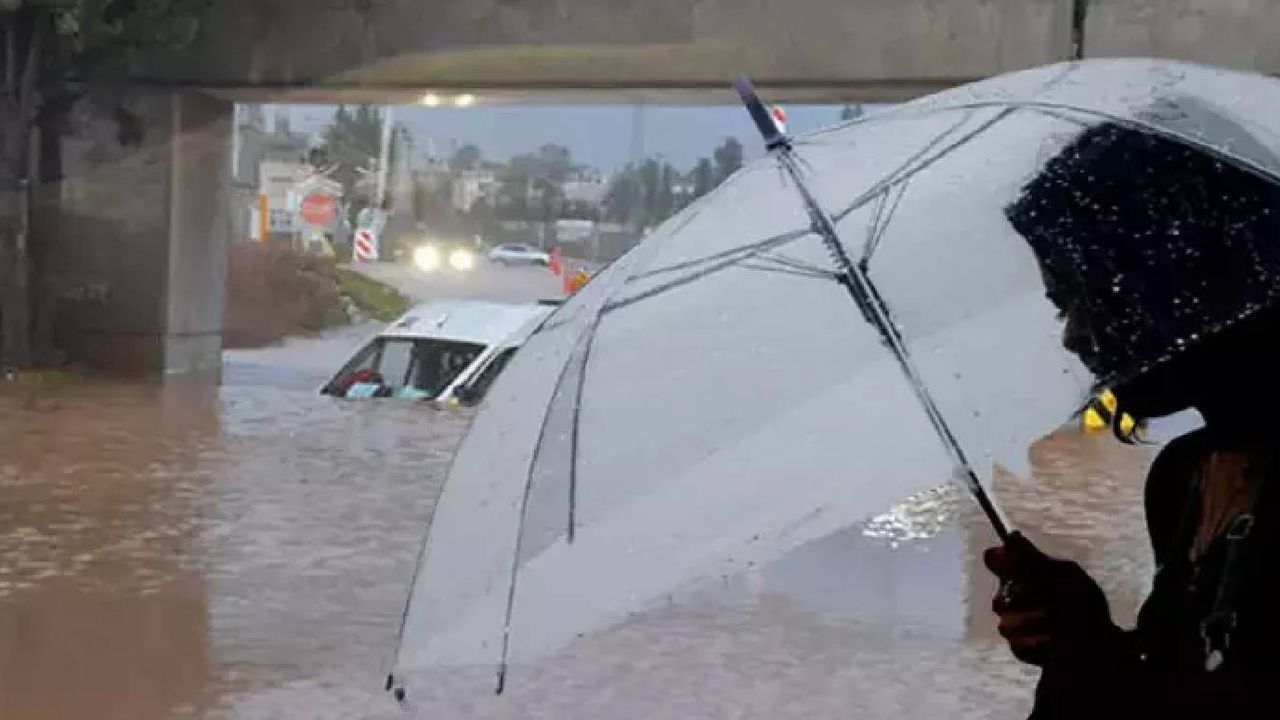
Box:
320, 299, 555, 404
487, 243, 550, 266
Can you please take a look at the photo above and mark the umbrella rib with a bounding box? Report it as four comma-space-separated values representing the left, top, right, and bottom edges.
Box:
494, 332, 587, 695
788, 147, 1012, 540
733, 76, 1012, 540
627, 228, 809, 282
567, 312, 604, 546
861, 178, 910, 265
833, 107, 1017, 224
603, 232, 816, 314
938, 99, 1280, 184
737, 261, 838, 281
494, 233, 650, 693
618, 192, 717, 282
825, 109, 976, 223
751, 251, 838, 277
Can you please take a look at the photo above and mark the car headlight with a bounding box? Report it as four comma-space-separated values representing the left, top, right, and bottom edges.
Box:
414, 245, 441, 271
449, 248, 475, 271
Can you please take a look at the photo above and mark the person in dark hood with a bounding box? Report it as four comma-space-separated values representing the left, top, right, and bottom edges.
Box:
987, 121, 1280, 717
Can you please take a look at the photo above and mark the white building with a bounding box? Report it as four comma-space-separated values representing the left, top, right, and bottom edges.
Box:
259, 160, 305, 235
562, 177, 607, 207
256, 160, 343, 240
451, 169, 497, 212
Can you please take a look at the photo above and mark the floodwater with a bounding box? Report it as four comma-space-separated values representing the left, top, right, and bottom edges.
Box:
1, 322, 1165, 719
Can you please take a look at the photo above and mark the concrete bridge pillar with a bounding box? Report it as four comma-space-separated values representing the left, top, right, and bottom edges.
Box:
41, 93, 232, 375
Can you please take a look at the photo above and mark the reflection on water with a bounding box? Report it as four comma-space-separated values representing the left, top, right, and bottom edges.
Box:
2, 325, 1159, 718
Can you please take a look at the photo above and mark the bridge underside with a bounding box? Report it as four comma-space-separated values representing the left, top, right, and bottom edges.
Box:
142, 0, 1280, 105
43, 0, 1280, 376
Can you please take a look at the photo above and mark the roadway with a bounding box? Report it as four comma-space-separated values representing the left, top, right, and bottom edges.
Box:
347, 258, 567, 306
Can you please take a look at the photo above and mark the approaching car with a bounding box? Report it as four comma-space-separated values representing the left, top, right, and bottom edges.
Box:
320, 299, 555, 404
487, 243, 550, 266
408, 238, 478, 272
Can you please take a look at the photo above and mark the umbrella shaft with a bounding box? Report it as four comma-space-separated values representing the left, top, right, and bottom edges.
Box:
778, 153, 1012, 542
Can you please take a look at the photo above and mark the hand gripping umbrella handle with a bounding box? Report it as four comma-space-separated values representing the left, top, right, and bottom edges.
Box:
733, 77, 1013, 541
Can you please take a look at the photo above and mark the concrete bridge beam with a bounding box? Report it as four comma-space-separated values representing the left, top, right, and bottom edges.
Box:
43, 94, 231, 375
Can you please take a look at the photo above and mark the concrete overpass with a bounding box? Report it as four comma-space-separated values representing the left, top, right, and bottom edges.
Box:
40, 0, 1280, 374
144, 0, 1280, 104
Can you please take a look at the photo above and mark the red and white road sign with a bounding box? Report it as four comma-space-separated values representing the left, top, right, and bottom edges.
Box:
300, 193, 337, 226
353, 229, 378, 261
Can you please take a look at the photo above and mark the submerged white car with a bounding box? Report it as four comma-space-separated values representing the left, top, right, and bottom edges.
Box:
487, 243, 550, 266
320, 299, 555, 403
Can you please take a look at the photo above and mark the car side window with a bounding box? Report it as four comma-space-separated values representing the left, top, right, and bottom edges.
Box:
460, 348, 518, 403
377, 339, 416, 388
321, 340, 378, 395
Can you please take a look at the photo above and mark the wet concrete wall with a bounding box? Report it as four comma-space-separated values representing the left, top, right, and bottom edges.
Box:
141, 0, 1074, 101
1084, 0, 1280, 71
43, 94, 231, 374
138, 1, 1280, 101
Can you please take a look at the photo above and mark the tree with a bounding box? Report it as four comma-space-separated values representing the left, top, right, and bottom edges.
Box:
692, 157, 714, 198
658, 163, 677, 218
321, 104, 393, 204
603, 165, 641, 227
712, 137, 744, 184
449, 143, 481, 172
496, 143, 576, 222
535, 143, 572, 183
2, 0, 209, 367
638, 159, 661, 225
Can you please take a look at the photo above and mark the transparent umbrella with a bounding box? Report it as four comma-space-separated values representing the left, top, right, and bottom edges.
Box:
387, 59, 1280, 704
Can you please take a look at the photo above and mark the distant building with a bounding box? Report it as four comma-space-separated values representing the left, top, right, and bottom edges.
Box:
230, 105, 312, 242
562, 176, 607, 206
451, 168, 497, 212
672, 180, 696, 207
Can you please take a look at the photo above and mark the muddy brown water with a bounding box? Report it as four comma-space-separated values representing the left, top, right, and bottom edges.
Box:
1, 325, 1161, 719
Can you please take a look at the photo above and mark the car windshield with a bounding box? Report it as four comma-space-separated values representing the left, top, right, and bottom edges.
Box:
325, 337, 485, 398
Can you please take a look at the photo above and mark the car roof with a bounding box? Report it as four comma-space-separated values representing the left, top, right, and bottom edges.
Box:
378, 299, 554, 346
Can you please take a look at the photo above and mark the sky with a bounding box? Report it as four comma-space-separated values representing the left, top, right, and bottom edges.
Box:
279, 103, 878, 173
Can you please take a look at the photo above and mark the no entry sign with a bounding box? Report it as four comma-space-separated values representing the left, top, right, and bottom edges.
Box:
300, 193, 337, 227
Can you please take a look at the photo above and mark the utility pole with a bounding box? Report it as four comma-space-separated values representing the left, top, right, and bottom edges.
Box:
628, 102, 646, 237
375, 105, 394, 208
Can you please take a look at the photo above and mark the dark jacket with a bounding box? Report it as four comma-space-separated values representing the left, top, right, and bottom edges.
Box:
1031, 429, 1277, 718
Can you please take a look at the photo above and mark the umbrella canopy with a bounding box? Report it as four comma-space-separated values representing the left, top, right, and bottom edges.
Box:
388, 59, 1280, 702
